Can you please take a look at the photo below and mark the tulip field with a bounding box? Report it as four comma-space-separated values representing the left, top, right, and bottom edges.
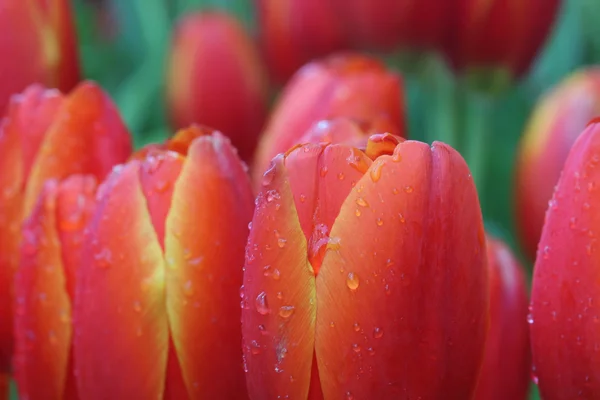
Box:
2, 0, 600, 399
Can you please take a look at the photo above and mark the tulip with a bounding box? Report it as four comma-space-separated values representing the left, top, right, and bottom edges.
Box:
330, 0, 449, 51
252, 53, 405, 186
443, 0, 562, 89
255, 0, 347, 83
515, 68, 600, 260
530, 119, 600, 398
73, 126, 254, 399
0, 82, 131, 391
14, 175, 97, 400
475, 237, 530, 400
166, 11, 269, 162
242, 133, 488, 398
0, 0, 79, 113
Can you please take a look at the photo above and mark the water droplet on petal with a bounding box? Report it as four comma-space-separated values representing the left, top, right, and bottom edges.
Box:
352, 343, 361, 353
255, 292, 270, 315
346, 272, 359, 291
356, 197, 369, 207
279, 305, 295, 318
404, 186, 413, 194
373, 327, 384, 338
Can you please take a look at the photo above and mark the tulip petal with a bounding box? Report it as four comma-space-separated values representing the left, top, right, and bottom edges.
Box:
0, 86, 62, 372
531, 122, 600, 398
242, 154, 316, 399
315, 141, 488, 399
24, 81, 131, 214
165, 134, 253, 399
74, 162, 168, 399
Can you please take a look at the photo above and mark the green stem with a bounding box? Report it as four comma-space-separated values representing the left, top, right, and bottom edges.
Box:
463, 91, 495, 198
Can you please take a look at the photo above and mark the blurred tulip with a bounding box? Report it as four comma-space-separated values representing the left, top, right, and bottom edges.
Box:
530, 119, 600, 398
255, 0, 347, 83
166, 11, 269, 162
73, 126, 254, 399
252, 53, 405, 186
0, 82, 131, 390
242, 133, 488, 399
0, 0, 80, 113
14, 175, 97, 400
515, 68, 600, 260
443, 0, 562, 89
475, 236, 530, 400
330, 0, 449, 51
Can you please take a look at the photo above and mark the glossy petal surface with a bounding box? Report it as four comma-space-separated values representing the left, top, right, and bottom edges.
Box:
316, 141, 488, 399
531, 121, 600, 399
74, 162, 168, 399
165, 134, 253, 399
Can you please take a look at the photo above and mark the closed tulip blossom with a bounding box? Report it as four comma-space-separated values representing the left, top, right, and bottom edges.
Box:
74, 126, 254, 399
255, 0, 347, 83
166, 11, 269, 162
475, 237, 530, 400
530, 119, 600, 399
0, 82, 131, 392
516, 68, 600, 259
443, 0, 562, 88
14, 175, 98, 400
252, 53, 405, 186
0, 0, 79, 113
242, 133, 489, 399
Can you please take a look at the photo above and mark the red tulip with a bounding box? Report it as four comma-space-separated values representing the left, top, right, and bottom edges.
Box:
515, 68, 600, 260
443, 0, 562, 87
530, 119, 600, 398
0, 82, 131, 390
255, 0, 348, 83
475, 236, 530, 400
252, 53, 405, 186
242, 133, 488, 399
330, 0, 450, 51
0, 0, 80, 113
73, 126, 254, 399
14, 175, 97, 400
166, 11, 269, 162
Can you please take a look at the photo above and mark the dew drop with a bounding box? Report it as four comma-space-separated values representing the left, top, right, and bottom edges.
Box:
346, 272, 360, 291
404, 186, 413, 194
279, 305, 295, 319
338, 172, 345, 180
373, 327, 384, 338
277, 238, 287, 248
133, 300, 142, 313
369, 160, 384, 182
355, 209, 361, 217
250, 340, 261, 355
183, 280, 194, 297
255, 292, 270, 315
355, 197, 369, 207
353, 322, 361, 332
330, 321, 335, 328
376, 218, 384, 226
352, 343, 361, 353
320, 166, 329, 177
272, 268, 281, 280
299, 194, 306, 203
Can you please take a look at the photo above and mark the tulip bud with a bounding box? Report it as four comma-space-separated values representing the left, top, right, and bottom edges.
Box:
252, 53, 405, 186
0, 82, 131, 388
166, 11, 269, 162
0, 0, 79, 113
530, 119, 600, 399
243, 134, 488, 398
14, 175, 97, 399
73, 126, 254, 399
475, 237, 530, 400
255, 0, 348, 83
330, 0, 449, 51
443, 0, 562, 90
515, 68, 600, 260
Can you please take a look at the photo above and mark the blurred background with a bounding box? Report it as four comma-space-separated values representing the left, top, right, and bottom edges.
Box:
8, 0, 600, 397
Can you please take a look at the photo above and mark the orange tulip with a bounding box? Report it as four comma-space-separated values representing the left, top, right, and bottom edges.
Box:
530, 119, 600, 399
0, 82, 131, 393
242, 133, 488, 399
166, 11, 269, 162
515, 68, 600, 259
443, 0, 561, 88
475, 237, 530, 400
14, 175, 97, 400
73, 126, 254, 399
255, 0, 348, 83
252, 53, 405, 186
0, 0, 79, 113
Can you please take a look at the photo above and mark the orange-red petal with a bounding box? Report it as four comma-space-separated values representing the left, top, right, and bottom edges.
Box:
242, 154, 316, 399
24, 81, 132, 215
315, 141, 488, 399
73, 162, 168, 399
164, 133, 253, 399
14, 175, 95, 400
